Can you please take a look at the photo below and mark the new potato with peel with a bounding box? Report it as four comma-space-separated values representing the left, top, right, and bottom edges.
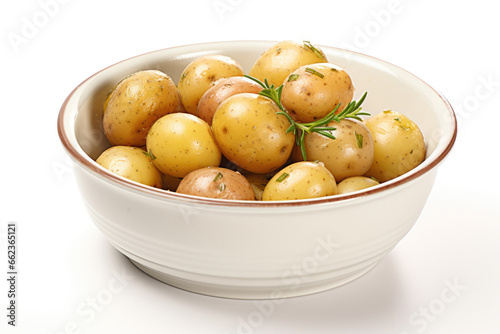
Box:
177, 167, 255, 200
337, 176, 380, 194
146, 113, 221, 178
249, 40, 327, 87
281, 63, 354, 123
212, 93, 295, 174
364, 110, 426, 182
103, 70, 181, 147
262, 161, 337, 201
96, 146, 163, 188
295, 118, 374, 182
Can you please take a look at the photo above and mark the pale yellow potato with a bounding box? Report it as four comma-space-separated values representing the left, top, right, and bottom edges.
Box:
212, 93, 295, 174
262, 161, 337, 201
248, 40, 327, 87
103, 70, 181, 146
295, 119, 374, 182
197, 76, 262, 125
177, 167, 255, 200
146, 113, 221, 178
337, 176, 380, 194
281, 63, 354, 123
96, 146, 162, 188
177, 55, 244, 115
364, 110, 426, 182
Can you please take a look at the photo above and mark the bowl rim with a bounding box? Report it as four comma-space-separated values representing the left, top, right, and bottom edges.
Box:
57, 40, 457, 208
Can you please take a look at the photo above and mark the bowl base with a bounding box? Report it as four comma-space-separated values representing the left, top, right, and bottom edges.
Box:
129, 258, 378, 300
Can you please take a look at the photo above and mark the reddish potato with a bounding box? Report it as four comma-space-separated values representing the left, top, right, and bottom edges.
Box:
176, 167, 255, 200
197, 77, 262, 125
281, 63, 354, 123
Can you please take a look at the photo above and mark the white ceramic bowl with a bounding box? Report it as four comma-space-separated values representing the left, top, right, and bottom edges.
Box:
58, 41, 457, 299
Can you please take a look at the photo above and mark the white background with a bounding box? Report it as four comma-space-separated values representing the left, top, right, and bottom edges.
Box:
1, 0, 499, 333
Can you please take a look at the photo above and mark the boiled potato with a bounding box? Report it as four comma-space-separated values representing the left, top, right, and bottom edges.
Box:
197, 76, 262, 125
103, 70, 181, 146
96, 146, 162, 188
177, 55, 244, 114
249, 40, 327, 87
281, 63, 354, 123
177, 167, 255, 200
364, 110, 426, 182
337, 176, 379, 194
262, 161, 337, 201
146, 113, 221, 178
295, 119, 374, 182
212, 93, 295, 174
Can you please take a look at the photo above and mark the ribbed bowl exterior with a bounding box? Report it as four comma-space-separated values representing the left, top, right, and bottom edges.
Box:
75, 165, 436, 298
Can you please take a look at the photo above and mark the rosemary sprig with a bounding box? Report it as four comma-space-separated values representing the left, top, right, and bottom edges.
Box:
303, 41, 325, 59
244, 75, 370, 160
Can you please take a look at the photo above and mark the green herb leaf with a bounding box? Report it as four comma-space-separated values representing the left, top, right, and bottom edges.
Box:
355, 132, 363, 148
213, 172, 223, 182
276, 172, 290, 182
287, 74, 300, 82
148, 149, 157, 161
303, 41, 325, 59
305, 67, 324, 78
